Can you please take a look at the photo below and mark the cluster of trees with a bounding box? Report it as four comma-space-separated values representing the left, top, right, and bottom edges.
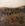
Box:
0, 6, 25, 16
0, 8, 20, 16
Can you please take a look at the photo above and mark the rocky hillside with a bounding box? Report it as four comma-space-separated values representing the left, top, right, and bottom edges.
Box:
0, 6, 25, 26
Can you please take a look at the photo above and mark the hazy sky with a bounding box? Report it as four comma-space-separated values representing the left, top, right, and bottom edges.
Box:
0, 0, 25, 8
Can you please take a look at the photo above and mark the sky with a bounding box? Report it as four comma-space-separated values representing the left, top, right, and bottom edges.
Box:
0, 0, 25, 8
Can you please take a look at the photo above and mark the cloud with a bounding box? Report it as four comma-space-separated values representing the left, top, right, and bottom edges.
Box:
0, 0, 25, 8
